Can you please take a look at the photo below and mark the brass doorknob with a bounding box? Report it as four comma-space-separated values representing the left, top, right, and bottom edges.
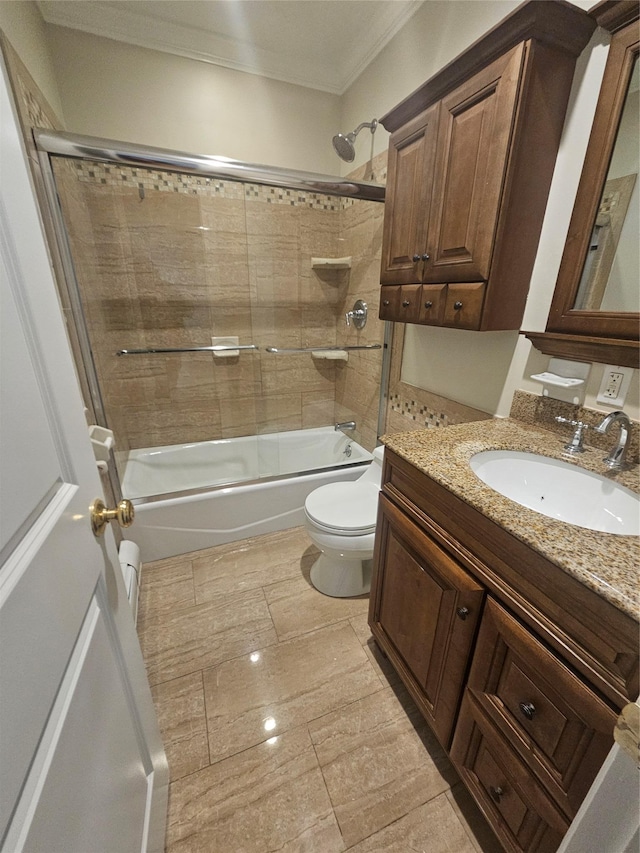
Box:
91, 498, 135, 537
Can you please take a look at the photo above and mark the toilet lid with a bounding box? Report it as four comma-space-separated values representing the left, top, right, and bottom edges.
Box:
305, 481, 379, 532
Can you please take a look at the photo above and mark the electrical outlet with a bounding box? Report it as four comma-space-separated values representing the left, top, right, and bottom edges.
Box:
596, 365, 634, 406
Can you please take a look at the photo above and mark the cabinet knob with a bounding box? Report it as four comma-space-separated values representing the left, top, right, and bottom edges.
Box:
382, 300, 390, 307
453, 301, 463, 310
489, 786, 504, 803
422, 253, 430, 261
424, 301, 433, 309
456, 606, 470, 620
519, 701, 536, 721
402, 299, 411, 307
412, 254, 421, 262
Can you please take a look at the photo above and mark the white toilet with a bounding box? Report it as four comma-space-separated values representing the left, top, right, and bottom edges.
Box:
304, 445, 384, 597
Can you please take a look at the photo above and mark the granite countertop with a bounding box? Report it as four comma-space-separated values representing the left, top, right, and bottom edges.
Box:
381, 418, 640, 621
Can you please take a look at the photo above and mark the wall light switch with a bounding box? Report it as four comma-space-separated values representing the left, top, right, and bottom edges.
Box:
596, 364, 634, 406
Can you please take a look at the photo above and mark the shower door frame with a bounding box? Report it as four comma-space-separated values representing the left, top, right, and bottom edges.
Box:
34, 129, 391, 503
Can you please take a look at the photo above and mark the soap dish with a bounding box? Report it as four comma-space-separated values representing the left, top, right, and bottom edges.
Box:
530, 372, 585, 388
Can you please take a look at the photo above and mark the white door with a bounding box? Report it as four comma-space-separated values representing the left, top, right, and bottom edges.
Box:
0, 60, 168, 852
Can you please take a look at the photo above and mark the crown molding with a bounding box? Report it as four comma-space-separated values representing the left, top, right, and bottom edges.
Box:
38, 0, 423, 96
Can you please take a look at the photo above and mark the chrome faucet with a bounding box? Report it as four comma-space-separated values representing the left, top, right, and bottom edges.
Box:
335, 421, 356, 432
594, 410, 632, 470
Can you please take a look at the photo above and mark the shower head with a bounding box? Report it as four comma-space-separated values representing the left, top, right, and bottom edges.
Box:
332, 119, 378, 162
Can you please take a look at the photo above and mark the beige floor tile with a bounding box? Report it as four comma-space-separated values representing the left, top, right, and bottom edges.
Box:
192, 527, 316, 602
139, 587, 277, 686
265, 575, 369, 642
308, 686, 457, 848
203, 621, 383, 764
166, 726, 345, 853
348, 614, 402, 688
346, 792, 480, 852
150, 672, 209, 782
446, 783, 504, 853
137, 560, 195, 629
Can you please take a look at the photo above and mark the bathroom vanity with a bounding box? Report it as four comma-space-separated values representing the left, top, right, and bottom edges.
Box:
377, 0, 596, 331
368, 420, 639, 853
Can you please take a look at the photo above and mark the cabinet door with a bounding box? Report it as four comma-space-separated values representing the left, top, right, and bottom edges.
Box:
380, 104, 439, 285
369, 494, 484, 745
465, 599, 616, 819
425, 43, 525, 283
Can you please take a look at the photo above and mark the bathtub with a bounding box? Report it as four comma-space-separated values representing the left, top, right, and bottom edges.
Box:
122, 426, 374, 562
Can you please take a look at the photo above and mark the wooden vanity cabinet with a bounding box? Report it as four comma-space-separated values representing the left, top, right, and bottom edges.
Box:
378, 1, 595, 330
371, 494, 484, 745
369, 448, 639, 853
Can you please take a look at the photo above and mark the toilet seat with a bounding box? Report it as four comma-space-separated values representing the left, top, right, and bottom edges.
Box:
304, 481, 379, 535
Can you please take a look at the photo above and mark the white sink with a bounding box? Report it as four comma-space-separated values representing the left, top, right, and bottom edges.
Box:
470, 450, 639, 536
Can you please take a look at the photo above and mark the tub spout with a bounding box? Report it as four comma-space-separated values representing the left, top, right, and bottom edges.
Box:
335, 421, 356, 432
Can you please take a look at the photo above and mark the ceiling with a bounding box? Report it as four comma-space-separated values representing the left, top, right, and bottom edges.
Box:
37, 0, 424, 95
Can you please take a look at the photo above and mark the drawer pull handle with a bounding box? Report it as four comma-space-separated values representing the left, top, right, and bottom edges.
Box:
453, 301, 463, 310
456, 606, 470, 620
402, 300, 411, 307
424, 301, 433, 309
489, 786, 504, 803
519, 701, 536, 721
383, 300, 390, 307
422, 253, 430, 261
412, 254, 421, 262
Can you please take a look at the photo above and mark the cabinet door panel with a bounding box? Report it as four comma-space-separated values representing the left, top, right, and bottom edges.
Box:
466, 598, 616, 818
425, 43, 525, 282
442, 282, 485, 329
380, 105, 439, 285
369, 494, 484, 744
418, 284, 447, 325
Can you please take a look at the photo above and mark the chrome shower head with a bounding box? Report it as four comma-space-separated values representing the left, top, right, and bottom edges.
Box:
332, 119, 378, 162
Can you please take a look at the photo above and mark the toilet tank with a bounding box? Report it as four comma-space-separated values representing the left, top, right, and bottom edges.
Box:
358, 445, 384, 486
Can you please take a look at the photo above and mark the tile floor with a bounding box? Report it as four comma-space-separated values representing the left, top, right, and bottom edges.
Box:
137, 526, 503, 853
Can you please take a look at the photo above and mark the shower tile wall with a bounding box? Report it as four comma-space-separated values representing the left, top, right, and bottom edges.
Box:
52, 155, 386, 477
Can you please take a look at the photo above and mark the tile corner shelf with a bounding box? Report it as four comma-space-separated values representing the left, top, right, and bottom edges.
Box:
311, 256, 352, 270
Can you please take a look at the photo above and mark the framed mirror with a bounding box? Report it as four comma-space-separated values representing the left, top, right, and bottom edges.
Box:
526, 0, 639, 367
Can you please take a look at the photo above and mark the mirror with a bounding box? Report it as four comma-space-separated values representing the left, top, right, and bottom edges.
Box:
525, 2, 639, 367
573, 55, 639, 313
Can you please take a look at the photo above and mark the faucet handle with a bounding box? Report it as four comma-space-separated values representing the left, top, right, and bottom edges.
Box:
555, 416, 589, 454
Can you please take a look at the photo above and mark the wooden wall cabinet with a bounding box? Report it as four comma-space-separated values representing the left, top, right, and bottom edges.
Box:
378, 1, 596, 331
369, 448, 638, 853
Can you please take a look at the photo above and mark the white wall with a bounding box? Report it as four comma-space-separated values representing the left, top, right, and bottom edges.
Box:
45, 24, 342, 174
0, 0, 65, 122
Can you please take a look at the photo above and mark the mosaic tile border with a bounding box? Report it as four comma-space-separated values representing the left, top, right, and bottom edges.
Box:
66, 160, 358, 211
389, 393, 449, 429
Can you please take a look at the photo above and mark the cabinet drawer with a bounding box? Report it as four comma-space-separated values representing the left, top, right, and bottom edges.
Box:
466, 599, 616, 818
379, 285, 400, 320
442, 282, 485, 329
451, 695, 569, 853
397, 285, 422, 323
418, 284, 446, 325
379, 285, 422, 323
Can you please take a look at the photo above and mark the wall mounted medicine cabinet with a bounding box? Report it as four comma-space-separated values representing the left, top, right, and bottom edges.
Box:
525, 0, 639, 368
378, 0, 596, 331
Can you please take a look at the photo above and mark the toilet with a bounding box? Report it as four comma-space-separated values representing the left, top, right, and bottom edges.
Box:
304, 445, 384, 597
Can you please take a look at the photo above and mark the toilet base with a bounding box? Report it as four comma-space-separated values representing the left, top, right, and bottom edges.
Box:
309, 554, 372, 598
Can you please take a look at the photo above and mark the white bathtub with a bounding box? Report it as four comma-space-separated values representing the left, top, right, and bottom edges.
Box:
122, 426, 374, 562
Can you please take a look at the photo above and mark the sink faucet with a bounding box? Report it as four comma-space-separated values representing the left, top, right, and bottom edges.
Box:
595, 410, 632, 470
554, 416, 589, 454
335, 421, 356, 432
